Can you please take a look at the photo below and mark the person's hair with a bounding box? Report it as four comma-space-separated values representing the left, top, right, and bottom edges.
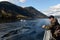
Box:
48, 15, 54, 19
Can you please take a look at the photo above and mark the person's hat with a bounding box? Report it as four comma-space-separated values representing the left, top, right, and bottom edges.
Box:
48, 15, 54, 19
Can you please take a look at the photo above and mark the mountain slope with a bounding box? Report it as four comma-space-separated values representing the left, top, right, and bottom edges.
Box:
0, 1, 34, 18
24, 6, 47, 18
0, 1, 34, 23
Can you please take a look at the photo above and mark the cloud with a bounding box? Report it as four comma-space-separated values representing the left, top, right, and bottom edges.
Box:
44, 4, 60, 16
50, 4, 60, 9
0, 0, 27, 3
0, 0, 27, 6
9, 0, 17, 4
19, 0, 26, 3
0, 0, 8, 2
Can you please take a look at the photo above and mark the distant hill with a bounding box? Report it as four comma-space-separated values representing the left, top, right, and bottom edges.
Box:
24, 6, 47, 18
0, 1, 47, 23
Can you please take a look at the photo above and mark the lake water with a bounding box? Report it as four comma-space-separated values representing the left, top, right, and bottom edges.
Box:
0, 18, 60, 40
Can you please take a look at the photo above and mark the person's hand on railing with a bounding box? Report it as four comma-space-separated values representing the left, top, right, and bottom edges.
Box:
42, 25, 46, 28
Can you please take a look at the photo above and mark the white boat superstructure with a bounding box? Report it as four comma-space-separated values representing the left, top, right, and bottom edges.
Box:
43, 30, 52, 40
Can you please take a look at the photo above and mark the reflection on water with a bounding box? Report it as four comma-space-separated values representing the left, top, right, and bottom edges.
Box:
0, 18, 59, 40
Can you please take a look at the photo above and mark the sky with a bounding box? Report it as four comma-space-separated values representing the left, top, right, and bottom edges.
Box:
0, 0, 60, 15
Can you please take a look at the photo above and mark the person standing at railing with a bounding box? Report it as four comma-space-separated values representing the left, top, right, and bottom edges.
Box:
42, 15, 60, 40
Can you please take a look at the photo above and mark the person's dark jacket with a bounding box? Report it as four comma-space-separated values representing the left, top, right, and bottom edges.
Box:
45, 18, 59, 30
45, 18, 60, 38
